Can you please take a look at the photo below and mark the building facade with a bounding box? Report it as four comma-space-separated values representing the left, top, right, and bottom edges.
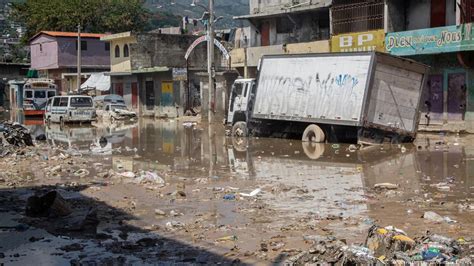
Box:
384, 0, 474, 132
29, 31, 110, 94
101, 32, 229, 118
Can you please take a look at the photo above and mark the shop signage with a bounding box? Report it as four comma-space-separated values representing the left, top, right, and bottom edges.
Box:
332, 30, 385, 52
386, 23, 474, 56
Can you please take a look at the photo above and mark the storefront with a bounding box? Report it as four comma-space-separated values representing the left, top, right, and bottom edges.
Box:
386, 23, 474, 132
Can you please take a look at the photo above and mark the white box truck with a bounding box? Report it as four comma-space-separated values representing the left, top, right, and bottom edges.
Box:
226, 52, 429, 144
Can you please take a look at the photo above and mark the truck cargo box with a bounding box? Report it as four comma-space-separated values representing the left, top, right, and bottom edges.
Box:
251, 52, 429, 139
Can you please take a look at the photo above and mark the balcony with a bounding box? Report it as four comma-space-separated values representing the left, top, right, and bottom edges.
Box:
230, 40, 330, 68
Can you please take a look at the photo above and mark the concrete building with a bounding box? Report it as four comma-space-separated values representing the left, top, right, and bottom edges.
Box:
29, 31, 110, 94
231, 0, 333, 77
384, 0, 474, 132
101, 32, 231, 118
0, 62, 29, 108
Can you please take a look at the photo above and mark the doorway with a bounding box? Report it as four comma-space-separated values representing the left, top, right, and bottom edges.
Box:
145, 81, 155, 110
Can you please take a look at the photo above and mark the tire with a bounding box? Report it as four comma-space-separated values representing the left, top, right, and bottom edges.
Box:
232, 121, 248, 137
302, 142, 325, 160
302, 124, 325, 143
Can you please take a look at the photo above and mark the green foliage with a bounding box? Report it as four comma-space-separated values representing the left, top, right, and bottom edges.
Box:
11, 0, 151, 42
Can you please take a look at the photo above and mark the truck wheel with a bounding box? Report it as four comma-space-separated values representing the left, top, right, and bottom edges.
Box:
232, 122, 248, 137
302, 124, 325, 143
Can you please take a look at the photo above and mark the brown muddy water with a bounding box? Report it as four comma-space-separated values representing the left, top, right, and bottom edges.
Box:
0, 116, 473, 265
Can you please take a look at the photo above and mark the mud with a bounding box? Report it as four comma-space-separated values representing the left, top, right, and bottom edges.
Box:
0, 116, 473, 264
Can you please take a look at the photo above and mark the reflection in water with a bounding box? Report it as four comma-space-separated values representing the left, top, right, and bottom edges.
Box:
9, 112, 473, 218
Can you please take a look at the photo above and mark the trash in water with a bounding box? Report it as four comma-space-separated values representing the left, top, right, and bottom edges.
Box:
373, 183, 399, 190
73, 169, 90, 177
215, 235, 238, 242
223, 194, 236, 200
240, 188, 261, 197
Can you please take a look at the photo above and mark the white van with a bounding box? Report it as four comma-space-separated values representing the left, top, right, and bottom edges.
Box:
45, 95, 96, 124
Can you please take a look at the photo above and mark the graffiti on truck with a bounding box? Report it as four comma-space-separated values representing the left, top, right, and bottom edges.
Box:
255, 72, 365, 121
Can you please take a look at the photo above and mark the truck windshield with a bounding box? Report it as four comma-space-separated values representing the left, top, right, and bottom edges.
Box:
70, 97, 93, 108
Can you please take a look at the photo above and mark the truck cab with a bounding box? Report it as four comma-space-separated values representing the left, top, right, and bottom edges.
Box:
227, 79, 256, 135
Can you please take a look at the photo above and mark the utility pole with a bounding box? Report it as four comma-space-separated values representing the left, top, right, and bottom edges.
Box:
207, 0, 214, 124
76, 23, 81, 93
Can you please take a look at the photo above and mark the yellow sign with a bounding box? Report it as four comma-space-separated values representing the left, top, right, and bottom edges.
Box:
332, 30, 385, 52
162, 82, 173, 93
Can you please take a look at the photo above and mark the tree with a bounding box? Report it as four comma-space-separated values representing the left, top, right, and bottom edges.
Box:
11, 0, 150, 42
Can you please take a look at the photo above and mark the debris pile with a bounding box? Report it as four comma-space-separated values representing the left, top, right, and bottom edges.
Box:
287, 225, 472, 264
0, 121, 34, 157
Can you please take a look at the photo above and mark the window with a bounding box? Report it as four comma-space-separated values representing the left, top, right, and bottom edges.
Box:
115, 45, 120, 58
105, 42, 110, 51
123, 44, 129, 57
34, 91, 46, 98
70, 97, 93, 107
59, 97, 69, 107
39, 44, 43, 53
53, 98, 60, 107
25, 90, 33, 99
47, 91, 56, 98
277, 17, 293, 34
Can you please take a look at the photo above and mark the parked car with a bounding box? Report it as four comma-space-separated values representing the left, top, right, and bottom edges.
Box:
45, 95, 96, 124
94, 95, 137, 122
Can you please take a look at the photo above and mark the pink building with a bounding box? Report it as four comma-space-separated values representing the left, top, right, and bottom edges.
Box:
29, 31, 110, 93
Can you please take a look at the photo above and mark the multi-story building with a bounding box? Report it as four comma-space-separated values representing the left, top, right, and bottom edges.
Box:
232, 0, 474, 132
101, 32, 231, 118
231, 0, 332, 77
29, 31, 110, 94
384, 0, 474, 132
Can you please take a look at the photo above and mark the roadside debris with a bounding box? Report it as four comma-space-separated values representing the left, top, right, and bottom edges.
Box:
287, 225, 472, 264
423, 211, 457, 224
373, 183, 399, 190
240, 188, 261, 197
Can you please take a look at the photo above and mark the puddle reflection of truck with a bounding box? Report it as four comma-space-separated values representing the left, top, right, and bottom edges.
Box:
227, 138, 420, 217
227, 52, 429, 144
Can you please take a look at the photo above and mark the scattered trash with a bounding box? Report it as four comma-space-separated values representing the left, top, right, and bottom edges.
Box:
120, 171, 136, 178
165, 221, 185, 230
215, 235, 238, 242
73, 169, 90, 177
223, 194, 236, 200
240, 188, 261, 197
154, 209, 166, 216
423, 211, 457, 224
374, 183, 399, 190
287, 224, 471, 264
138, 171, 164, 184
1, 121, 34, 147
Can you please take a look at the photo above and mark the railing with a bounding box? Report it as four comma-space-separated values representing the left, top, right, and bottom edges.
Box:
331, 0, 384, 35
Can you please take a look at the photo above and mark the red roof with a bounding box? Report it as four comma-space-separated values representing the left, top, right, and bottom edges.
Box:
30, 31, 107, 42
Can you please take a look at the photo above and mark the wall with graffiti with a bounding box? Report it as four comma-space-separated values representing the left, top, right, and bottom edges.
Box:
253, 55, 372, 123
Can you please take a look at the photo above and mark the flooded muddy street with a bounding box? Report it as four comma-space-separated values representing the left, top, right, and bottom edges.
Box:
0, 118, 473, 264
